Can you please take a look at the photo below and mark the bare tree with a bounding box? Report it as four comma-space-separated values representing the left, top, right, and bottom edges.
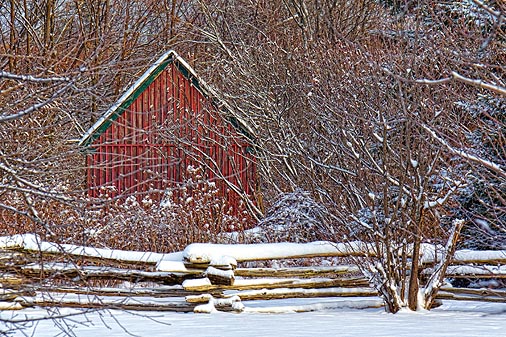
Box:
185, 0, 505, 312
0, 1, 206, 334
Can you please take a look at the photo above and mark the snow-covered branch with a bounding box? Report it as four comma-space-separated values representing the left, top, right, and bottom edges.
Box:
471, 0, 502, 18
306, 156, 357, 176
422, 124, 506, 179
0, 162, 73, 202
0, 71, 71, 83
424, 183, 462, 209
0, 184, 71, 201
451, 71, 506, 96
423, 219, 464, 309
0, 82, 74, 122
382, 67, 452, 85
0, 203, 45, 227
383, 69, 506, 96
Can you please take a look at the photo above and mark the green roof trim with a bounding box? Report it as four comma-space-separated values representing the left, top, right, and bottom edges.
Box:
93, 60, 170, 145
79, 56, 174, 148
79, 50, 256, 149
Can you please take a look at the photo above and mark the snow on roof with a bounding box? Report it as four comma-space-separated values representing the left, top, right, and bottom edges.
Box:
78, 50, 255, 148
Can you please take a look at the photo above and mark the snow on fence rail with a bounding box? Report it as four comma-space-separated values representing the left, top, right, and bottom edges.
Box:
1, 234, 506, 313
0, 234, 180, 264
180, 241, 375, 263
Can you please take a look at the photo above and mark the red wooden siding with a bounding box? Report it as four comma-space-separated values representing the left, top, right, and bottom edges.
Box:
86, 63, 256, 217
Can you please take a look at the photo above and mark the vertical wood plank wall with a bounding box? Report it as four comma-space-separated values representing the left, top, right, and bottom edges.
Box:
87, 63, 256, 218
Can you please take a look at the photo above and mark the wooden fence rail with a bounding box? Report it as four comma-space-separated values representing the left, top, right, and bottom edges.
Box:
1, 235, 506, 313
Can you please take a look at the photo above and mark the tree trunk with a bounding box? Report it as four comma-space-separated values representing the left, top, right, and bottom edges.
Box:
44, 0, 55, 51
408, 234, 421, 310
9, 0, 16, 71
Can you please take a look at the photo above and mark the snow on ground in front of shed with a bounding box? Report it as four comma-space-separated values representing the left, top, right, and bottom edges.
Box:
3, 299, 506, 337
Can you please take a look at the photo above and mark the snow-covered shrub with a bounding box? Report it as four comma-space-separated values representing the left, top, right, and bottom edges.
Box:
436, 0, 497, 30
1, 164, 252, 252
453, 95, 506, 250
70, 166, 251, 252
456, 177, 506, 250
0, 180, 83, 239
257, 189, 330, 243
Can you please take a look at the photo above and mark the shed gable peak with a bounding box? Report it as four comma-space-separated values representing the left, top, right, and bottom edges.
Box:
79, 50, 216, 148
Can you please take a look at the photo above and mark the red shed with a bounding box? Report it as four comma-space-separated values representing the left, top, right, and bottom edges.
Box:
79, 50, 259, 220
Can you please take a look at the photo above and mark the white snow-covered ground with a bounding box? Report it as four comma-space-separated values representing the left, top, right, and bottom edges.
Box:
2, 299, 506, 337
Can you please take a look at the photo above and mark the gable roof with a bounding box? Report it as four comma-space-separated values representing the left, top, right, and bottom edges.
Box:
79, 50, 254, 148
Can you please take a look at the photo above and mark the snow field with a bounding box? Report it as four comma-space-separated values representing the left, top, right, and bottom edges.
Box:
2, 299, 506, 337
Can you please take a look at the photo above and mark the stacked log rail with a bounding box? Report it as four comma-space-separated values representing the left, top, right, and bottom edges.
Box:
170, 242, 506, 312
1, 235, 506, 313
0, 236, 199, 312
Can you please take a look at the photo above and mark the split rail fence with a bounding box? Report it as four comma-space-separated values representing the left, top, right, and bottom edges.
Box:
1, 234, 506, 313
